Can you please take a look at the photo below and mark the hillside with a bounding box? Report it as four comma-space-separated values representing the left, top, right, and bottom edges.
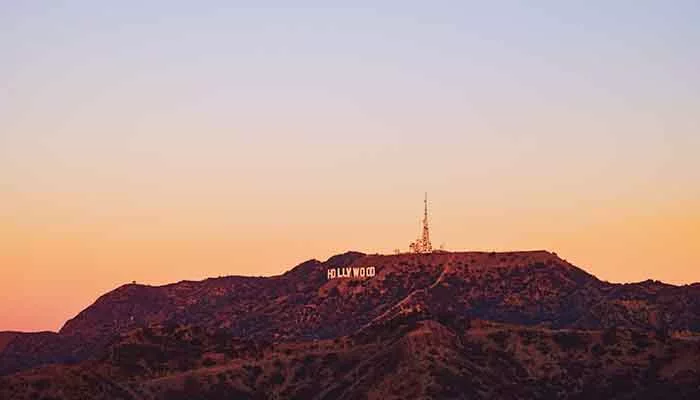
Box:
55, 251, 700, 339
2, 318, 699, 399
1, 250, 700, 398
0, 332, 21, 352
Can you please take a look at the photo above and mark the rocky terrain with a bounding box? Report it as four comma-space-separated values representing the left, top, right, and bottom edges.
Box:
1, 250, 700, 399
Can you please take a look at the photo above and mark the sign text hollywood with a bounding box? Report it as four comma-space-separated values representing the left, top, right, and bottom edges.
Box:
327, 266, 376, 279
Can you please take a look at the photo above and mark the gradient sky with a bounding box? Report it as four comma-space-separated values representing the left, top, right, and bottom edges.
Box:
1, 1, 699, 332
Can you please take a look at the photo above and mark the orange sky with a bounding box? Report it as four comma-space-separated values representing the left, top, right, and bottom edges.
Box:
1, 2, 699, 331
2, 187, 698, 332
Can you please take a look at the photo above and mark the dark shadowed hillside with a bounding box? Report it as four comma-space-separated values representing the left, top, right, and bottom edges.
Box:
1, 251, 700, 398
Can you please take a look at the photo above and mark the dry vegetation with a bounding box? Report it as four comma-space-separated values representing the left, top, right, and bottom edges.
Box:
2, 251, 700, 399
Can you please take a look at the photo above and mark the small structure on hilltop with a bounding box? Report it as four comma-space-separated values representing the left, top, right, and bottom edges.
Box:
409, 193, 433, 253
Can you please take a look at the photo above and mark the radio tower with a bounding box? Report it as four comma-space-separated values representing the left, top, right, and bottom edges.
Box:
409, 192, 433, 253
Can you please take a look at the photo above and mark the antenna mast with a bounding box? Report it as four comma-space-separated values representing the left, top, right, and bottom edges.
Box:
409, 192, 433, 253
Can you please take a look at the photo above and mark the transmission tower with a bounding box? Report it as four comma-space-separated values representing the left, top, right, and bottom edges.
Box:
409, 192, 433, 253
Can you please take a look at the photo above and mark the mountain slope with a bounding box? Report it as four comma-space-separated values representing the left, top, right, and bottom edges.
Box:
2, 317, 699, 399
2, 250, 700, 395
53, 250, 700, 344
0, 332, 21, 353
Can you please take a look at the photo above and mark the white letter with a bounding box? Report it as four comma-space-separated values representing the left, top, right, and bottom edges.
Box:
367, 267, 376, 277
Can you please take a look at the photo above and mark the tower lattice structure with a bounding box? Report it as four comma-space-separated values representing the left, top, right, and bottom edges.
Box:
409, 193, 433, 253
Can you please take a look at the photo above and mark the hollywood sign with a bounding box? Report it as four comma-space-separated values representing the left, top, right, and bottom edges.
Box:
327, 266, 376, 280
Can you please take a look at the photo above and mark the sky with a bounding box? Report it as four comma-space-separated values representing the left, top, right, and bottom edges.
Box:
1, 1, 699, 332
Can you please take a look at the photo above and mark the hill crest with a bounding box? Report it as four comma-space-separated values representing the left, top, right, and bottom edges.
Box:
2, 249, 700, 378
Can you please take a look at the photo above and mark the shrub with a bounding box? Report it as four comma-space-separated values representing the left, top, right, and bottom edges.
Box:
591, 343, 604, 357
488, 331, 509, 347
631, 331, 652, 349
202, 357, 216, 367
602, 328, 617, 346
553, 332, 587, 351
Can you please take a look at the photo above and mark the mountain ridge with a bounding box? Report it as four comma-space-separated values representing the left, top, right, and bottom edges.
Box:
2, 250, 700, 398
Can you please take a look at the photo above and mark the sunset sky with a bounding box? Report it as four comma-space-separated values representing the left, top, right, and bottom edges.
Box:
2, 1, 699, 332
